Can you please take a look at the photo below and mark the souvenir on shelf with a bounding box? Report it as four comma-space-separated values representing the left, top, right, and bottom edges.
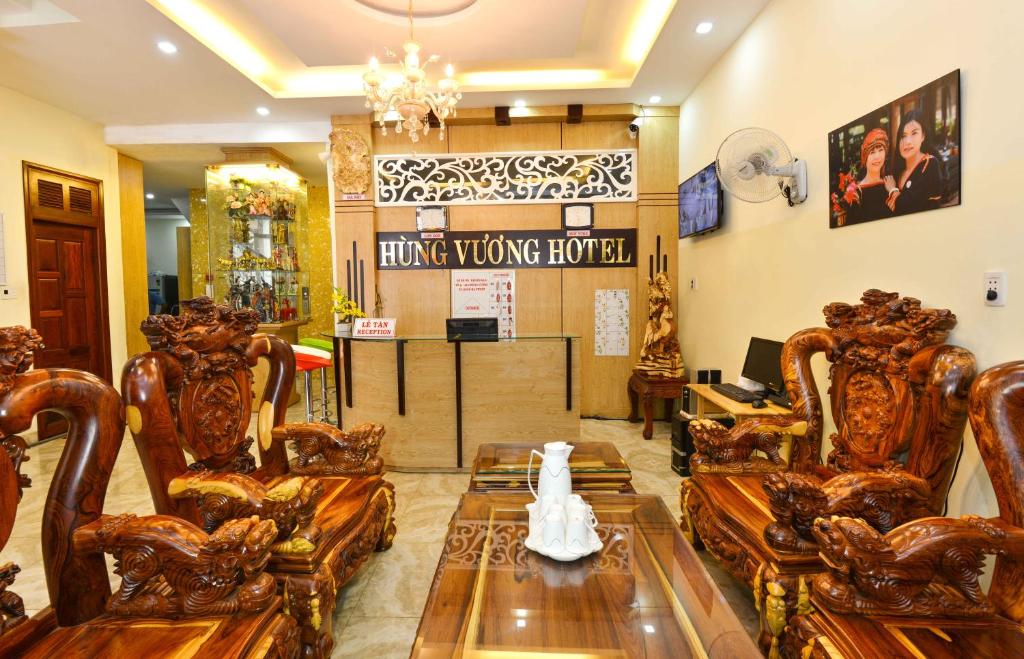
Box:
206, 162, 310, 324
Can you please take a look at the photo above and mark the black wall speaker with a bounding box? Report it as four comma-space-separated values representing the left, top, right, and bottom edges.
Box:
567, 103, 583, 124
495, 106, 511, 126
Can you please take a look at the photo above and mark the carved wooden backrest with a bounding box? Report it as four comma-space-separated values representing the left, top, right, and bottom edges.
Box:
124, 297, 296, 520
784, 289, 974, 512
0, 326, 125, 627
969, 361, 1024, 621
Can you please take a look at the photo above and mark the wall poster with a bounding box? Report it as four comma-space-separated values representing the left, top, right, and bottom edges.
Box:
594, 289, 629, 357
829, 70, 960, 228
451, 270, 516, 338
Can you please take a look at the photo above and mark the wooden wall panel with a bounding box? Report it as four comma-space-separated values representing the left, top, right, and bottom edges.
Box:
117, 153, 149, 357
638, 115, 680, 194
377, 269, 450, 335
562, 268, 638, 417
561, 121, 634, 150
448, 123, 561, 153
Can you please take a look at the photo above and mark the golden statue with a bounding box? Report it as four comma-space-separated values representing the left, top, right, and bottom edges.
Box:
635, 272, 684, 378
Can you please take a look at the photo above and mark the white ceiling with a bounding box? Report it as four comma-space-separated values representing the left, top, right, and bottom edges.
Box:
0, 0, 769, 205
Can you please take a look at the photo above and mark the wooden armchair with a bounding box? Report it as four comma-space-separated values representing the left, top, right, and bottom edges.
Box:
0, 326, 299, 658
680, 289, 975, 655
121, 297, 396, 658
784, 360, 1024, 658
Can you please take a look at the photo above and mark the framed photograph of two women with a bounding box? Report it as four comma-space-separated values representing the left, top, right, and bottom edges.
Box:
828, 70, 960, 229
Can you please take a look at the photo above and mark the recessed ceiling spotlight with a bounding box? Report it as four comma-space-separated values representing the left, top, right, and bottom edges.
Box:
145, 193, 155, 200
695, 21, 713, 35
157, 41, 178, 55
649, 95, 662, 104
513, 99, 526, 108
256, 106, 270, 116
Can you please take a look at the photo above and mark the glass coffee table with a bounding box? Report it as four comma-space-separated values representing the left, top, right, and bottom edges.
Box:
411, 492, 759, 658
470, 441, 634, 493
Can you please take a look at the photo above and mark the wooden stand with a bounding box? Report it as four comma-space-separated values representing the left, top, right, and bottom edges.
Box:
627, 371, 686, 439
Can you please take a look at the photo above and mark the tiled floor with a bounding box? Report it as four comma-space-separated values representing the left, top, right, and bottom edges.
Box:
9, 401, 759, 658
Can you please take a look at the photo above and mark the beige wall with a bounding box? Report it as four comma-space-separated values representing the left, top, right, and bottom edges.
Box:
676, 0, 1024, 520
0, 85, 127, 379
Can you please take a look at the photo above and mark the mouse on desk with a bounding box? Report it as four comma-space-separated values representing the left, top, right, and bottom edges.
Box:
751, 399, 767, 409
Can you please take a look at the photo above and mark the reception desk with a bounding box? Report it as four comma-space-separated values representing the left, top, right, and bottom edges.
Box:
325, 334, 580, 470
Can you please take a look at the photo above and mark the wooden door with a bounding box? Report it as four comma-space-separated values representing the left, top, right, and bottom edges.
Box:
23, 163, 111, 439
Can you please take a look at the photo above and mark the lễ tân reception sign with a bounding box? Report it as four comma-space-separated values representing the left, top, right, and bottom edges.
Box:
376, 229, 637, 270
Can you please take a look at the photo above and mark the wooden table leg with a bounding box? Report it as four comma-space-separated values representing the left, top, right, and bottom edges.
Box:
642, 393, 654, 439
628, 378, 640, 423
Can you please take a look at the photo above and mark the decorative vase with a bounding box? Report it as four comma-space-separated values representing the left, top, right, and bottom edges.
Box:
335, 320, 352, 336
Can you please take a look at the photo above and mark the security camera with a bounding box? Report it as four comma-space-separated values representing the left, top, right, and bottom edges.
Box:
628, 119, 641, 139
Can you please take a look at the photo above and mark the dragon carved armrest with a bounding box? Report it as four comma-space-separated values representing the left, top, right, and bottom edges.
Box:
275, 421, 385, 476
1, 435, 29, 499
811, 514, 1024, 618
688, 416, 807, 475
0, 562, 25, 634
72, 514, 279, 618
168, 471, 323, 555
763, 464, 933, 553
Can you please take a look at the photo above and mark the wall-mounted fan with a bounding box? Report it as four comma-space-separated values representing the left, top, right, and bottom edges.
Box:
715, 128, 807, 206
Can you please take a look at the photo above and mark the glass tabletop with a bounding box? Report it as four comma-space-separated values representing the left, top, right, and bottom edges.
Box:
319, 332, 578, 342
474, 442, 630, 475
411, 493, 759, 658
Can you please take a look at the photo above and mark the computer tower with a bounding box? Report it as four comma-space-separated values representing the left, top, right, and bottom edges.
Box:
672, 404, 734, 477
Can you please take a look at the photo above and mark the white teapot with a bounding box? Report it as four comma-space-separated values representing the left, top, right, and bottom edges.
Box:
525, 442, 602, 561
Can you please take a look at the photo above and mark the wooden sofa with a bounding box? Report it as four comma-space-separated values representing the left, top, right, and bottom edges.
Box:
121, 297, 396, 658
784, 360, 1024, 658
680, 289, 976, 654
0, 325, 299, 657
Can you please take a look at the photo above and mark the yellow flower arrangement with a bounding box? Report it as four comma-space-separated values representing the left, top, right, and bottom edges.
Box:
331, 288, 366, 320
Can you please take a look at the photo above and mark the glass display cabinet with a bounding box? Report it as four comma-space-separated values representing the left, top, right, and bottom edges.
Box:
205, 160, 310, 326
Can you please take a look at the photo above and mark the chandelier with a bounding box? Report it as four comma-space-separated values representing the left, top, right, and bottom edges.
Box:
363, 0, 461, 142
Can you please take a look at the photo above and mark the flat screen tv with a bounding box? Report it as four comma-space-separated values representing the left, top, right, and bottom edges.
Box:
678, 162, 723, 238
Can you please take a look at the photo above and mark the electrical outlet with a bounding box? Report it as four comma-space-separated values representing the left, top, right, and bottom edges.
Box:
985, 271, 1006, 307
689, 277, 698, 290
0, 285, 15, 300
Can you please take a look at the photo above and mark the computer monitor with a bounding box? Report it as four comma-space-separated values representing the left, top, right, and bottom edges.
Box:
741, 337, 785, 394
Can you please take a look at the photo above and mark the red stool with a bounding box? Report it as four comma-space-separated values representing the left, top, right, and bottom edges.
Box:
293, 345, 333, 423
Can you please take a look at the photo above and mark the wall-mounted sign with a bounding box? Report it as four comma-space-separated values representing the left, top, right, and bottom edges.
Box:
353, 317, 397, 338
451, 270, 515, 338
376, 229, 636, 270
374, 149, 636, 206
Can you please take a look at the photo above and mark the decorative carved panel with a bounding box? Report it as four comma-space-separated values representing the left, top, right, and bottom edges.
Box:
374, 149, 637, 206
329, 127, 371, 195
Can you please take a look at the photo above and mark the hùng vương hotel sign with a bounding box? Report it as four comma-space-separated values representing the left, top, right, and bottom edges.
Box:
376, 230, 636, 270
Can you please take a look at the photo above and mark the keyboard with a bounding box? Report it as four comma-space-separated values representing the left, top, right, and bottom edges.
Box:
710, 383, 761, 403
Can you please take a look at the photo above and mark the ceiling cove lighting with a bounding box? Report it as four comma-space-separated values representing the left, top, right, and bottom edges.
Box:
695, 21, 713, 34
256, 106, 270, 116
157, 40, 178, 54
649, 95, 662, 103
623, 0, 675, 65
363, 0, 461, 142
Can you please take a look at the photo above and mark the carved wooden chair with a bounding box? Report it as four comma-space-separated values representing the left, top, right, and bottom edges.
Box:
680, 289, 975, 655
783, 359, 1024, 658
0, 326, 299, 658
121, 297, 396, 658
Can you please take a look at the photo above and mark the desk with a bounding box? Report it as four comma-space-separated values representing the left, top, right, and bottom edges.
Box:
411, 493, 759, 658
686, 383, 792, 418
469, 442, 634, 493
324, 334, 580, 470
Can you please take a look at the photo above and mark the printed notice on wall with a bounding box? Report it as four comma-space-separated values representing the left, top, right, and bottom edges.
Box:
0, 212, 6, 284
594, 289, 629, 356
451, 270, 516, 338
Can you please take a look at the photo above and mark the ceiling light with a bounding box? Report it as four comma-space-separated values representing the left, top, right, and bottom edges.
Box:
514, 99, 526, 108
649, 95, 662, 103
363, 1, 461, 142
695, 21, 713, 35
256, 106, 270, 116
145, 193, 155, 199
157, 40, 178, 55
